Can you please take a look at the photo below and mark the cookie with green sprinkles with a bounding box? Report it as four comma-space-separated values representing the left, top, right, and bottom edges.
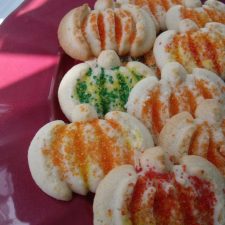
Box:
58, 50, 156, 121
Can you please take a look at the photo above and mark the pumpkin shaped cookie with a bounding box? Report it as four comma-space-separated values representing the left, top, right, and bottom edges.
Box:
28, 110, 154, 200
154, 21, 225, 78
116, 0, 202, 31
127, 62, 225, 142
159, 99, 225, 175
58, 50, 155, 121
94, 147, 225, 225
166, 0, 225, 30
58, 2, 156, 61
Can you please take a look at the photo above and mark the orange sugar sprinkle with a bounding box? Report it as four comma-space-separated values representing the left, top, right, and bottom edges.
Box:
134, 0, 160, 21
66, 122, 89, 185
42, 148, 49, 156
188, 125, 207, 158
149, 0, 168, 11
151, 88, 163, 135
123, 10, 136, 45
166, 34, 183, 65
57, 118, 135, 178
134, 0, 150, 9
122, 138, 134, 166
107, 118, 124, 133
204, 34, 222, 75
171, 0, 182, 4
207, 133, 225, 176
124, 17, 132, 34
179, 86, 192, 112
161, 0, 170, 11
186, 88, 197, 116
168, 33, 200, 73
118, 10, 133, 43
129, 30, 135, 45
213, 31, 225, 56
146, 0, 158, 20
181, 8, 196, 24
186, 32, 202, 68
130, 176, 148, 222
194, 10, 211, 27
204, 7, 225, 24
89, 13, 99, 35
144, 0, 172, 19
97, 13, 105, 50
49, 125, 67, 177
192, 31, 221, 75
195, 80, 213, 99
104, 9, 115, 44
141, 87, 165, 137
115, 14, 122, 46
90, 12, 96, 24
81, 17, 87, 37
144, 51, 156, 66
222, 120, 225, 137
181, 8, 210, 28
107, 119, 134, 165
142, 89, 154, 118
169, 92, 180, 117
91, 120, 117, 173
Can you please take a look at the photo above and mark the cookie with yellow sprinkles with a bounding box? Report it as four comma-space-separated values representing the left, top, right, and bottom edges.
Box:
58, 50, 155, 121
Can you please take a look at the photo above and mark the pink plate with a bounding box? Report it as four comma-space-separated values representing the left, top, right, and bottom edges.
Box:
0, 0, 224, 224
0, 0, 94, 224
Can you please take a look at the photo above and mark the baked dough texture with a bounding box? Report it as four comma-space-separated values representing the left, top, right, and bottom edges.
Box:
28, 111, 154, 200
159, 99, 225, 176
154, 22, 225, 78
126, 62, 225, 143
116, 0, 202, 31
58, 3, 156, 61
58, 50, 156, 121
93, 147, 225, 225
166, 0, 225, 31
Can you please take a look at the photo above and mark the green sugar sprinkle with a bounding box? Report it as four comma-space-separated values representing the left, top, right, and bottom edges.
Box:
73, 67, 144, 117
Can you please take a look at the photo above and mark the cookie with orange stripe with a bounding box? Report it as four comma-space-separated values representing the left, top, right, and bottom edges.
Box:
126, 62, 225, 143
154, 21, 225, 78
58, 2, 156, 61
28, 110, 154, 200
166, 0, 225, 30
93, 147, 225, 225
117, 0, 202, 31
159, 99, 225, 175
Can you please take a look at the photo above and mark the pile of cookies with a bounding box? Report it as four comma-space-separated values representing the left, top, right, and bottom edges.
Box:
28, 0, 225, 224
